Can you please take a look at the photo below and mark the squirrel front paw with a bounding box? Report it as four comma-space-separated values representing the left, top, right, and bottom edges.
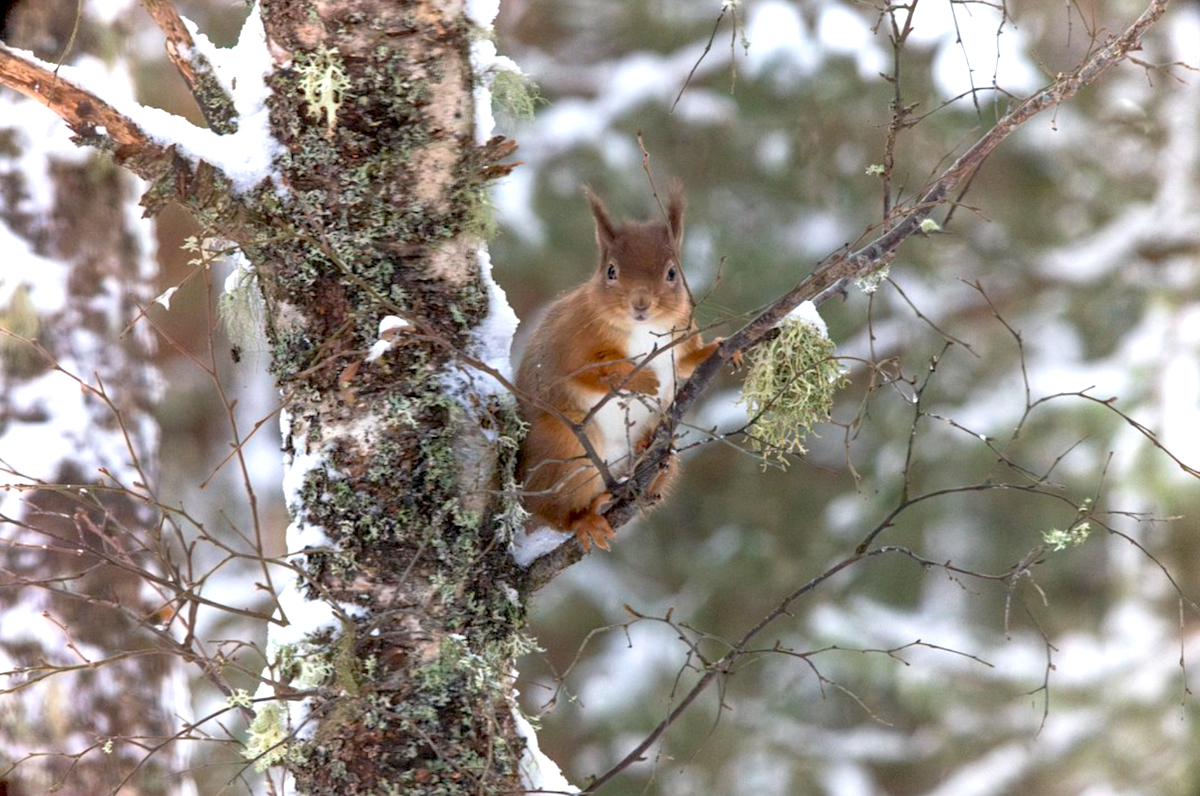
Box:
570, 492, 615, 551
710, 337, 744, 371
626, 366, 660, 397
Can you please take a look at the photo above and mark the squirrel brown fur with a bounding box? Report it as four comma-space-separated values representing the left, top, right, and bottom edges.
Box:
514, 184, 718, 551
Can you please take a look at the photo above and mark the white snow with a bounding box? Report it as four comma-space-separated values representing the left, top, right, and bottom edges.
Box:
0, 92, 87, 219
454, 8, 523, 407
465, 0, 502, 29
0, 6, 281, 194
266, 579, 339, 652
816, 4, 887, 82
364, 339, 392, 362
365, 314, 411, 362
437, 248, 520, 403
519, 41, 734, 162
468, 248, 520, 394
511, 525, 574, 568
512, 701, 579, 794
902, 1, 1042, 99
0, 225, 68, 310
743, 1, 820, 84
153, 286, 179, 310
261, 414, 343, 747
0, 344, 145, 522
280, 436, 333, 554
787, 299, 828, 338
280, 442, 319, 511
0, 30, 196, 781
378, 315, 409, 335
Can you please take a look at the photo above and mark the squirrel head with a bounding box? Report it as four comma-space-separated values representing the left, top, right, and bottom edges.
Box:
584, 182, 692, 330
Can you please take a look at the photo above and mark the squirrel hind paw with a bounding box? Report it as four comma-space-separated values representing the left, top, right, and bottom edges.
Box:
571, 513, 615, 552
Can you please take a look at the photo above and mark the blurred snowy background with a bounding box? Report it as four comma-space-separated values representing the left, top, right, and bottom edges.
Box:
5, 0, 1196, 793
489, 1, 1200, 795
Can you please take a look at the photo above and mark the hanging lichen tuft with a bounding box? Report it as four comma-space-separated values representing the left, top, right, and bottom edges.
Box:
738, 302, 847, 468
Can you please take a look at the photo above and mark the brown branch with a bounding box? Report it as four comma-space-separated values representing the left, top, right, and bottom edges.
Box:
137, 0, 239, 133
581, 532, 1099, 792
670, 6, 730, 114
0, 44, 159, 160
0, 43, 258, 229
522, 0, 1172, 590
579, 548, 879, 793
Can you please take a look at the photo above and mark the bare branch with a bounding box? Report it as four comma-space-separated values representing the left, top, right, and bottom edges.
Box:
521, 0, 1173, 587
0, 43, 251, 225
0, 44, 159, 158
137, 0, 239, 133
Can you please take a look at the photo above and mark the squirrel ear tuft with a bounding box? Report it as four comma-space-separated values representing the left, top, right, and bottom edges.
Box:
665, 179, 685, 250
584, 186, 617, 251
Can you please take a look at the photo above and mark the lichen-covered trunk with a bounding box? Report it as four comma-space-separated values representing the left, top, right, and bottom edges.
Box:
247, 1, 528, 793
0, 3, 189, 795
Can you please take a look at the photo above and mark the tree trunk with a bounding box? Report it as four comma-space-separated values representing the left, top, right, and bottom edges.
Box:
1, 0, 532, 791
242, 1, 529, 792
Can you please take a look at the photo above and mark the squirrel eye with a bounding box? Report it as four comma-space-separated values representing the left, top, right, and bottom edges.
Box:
606, 263, 618, 281
666, 265, 677, 282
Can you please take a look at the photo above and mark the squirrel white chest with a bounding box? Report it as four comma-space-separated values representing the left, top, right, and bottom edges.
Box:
591, 322, 678, 475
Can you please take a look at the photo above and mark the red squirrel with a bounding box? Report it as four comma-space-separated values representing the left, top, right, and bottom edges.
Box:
515, 184, 718, 551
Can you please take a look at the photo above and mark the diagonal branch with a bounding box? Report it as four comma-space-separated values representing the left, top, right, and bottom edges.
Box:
137, 0, 239, 133
0, 44, 161, 164
523, 0, 1172, 589
0, 43, 256, 230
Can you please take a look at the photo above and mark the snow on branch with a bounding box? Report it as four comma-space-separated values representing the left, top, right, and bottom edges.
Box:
0, 5, 279, 202
0, 44, 162, 165
138, 0, 239, 133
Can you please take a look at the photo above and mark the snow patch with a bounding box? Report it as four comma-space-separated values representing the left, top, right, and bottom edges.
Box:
511, 525, 573, 568
3, 6, 282, 194
817, 4, 887, 81
465, 0, 501, 29
787, 299, 828, 337
512, 701, 579, 794
365, 314, 411, 362
744, 1, 820, 83
470, 248, 520, 394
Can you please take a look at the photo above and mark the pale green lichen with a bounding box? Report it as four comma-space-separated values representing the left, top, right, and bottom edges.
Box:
226, 688, 254, 709
219, 257, 267, 352
854, 263, 890, 294
244, 702, 289, 771
1043, 500, 1094, 551
300, 45, 351, 134
271, 639, 339, 690
489, 70, 542, 122
738, 316, 846, 469
458, 187, 499, 241
496, 400, 529, 539
1043, 523, 1091, 551
423, 631, 540, 698
0, 283, 42, 376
